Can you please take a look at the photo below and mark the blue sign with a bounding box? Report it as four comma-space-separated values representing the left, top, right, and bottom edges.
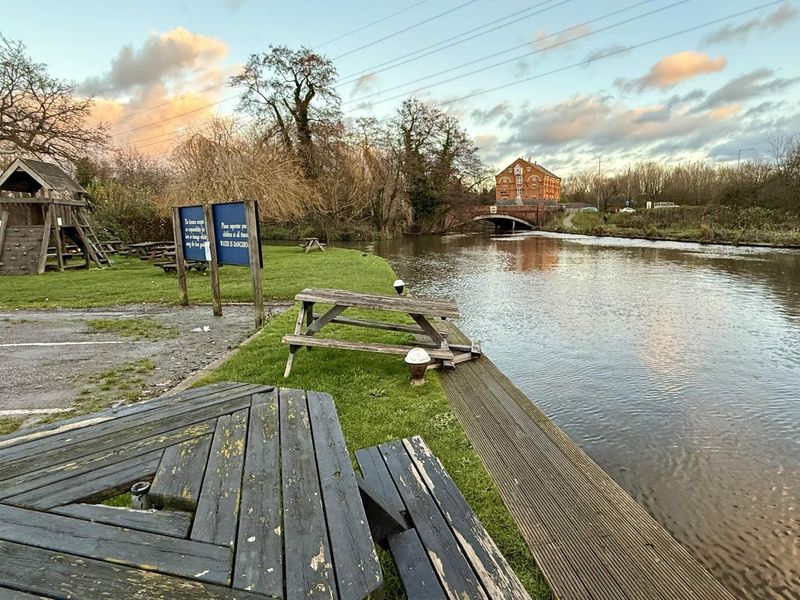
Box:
178, 205, 209, 262
212, 201, 262, 267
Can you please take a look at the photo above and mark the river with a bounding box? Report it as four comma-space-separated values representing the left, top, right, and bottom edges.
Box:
368, 232, 799, 600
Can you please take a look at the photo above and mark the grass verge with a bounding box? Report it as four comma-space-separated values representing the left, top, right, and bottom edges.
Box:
546, 205, 800, 246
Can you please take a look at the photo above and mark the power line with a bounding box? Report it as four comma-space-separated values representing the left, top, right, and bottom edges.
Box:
335, 0, 566, 87
113, 95, 239, 136
110, 82, 229, 124
125, 0, 680, 151
430, 0, 784, 109
133, 1, 782, 155
315, 0, 430, 49
106, 1, 435, 128
344, 0, 686, 106
332, 0, 480, 60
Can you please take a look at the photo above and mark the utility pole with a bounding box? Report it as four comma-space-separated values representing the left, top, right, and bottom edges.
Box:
626, 165, 631, 206
737, 147, 756, 169
596, 156, 602, 210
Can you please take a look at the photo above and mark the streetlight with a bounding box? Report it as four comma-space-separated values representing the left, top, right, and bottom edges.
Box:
737, 147, 756, 169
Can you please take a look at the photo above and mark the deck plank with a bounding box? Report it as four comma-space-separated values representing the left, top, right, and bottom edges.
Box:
0, 540, 261, 600
191, 408, 249, 547
0, 385, 259, 482
307, 390, 381, 600
379, 439, 488, 599
233, 390, 283, 597
0, 504, 231, 585
5, 450, 164, 509
0, 382, 254, 455
403, 436, 532, 600
149, 433, 213, 510
354, 446, 406, 516
387, 529, 447, 600
0, 420, 217, 500
50, 503, 192, 537
280, 388, 337, 599
295, 288, 459, 318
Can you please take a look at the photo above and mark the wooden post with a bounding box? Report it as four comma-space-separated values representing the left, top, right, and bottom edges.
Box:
0, 210, 8, 265
203, 203, 222, 316
53, 214, 65, 272
172, 207, 189, 306
37, 204, 54, 274
245, 200, 264, 328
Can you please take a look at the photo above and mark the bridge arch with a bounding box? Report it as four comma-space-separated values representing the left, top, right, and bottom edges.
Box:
472, 214, 534, 230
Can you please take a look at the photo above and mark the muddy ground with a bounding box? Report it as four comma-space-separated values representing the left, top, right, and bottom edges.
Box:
0, 303, 288, 414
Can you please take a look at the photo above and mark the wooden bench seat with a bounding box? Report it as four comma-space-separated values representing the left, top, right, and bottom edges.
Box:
356, 436, 531, 600
282, 334, 456, 362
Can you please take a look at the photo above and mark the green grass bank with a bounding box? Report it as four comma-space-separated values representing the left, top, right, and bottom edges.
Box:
546, 205, 800, 247
0, 245, 550, 599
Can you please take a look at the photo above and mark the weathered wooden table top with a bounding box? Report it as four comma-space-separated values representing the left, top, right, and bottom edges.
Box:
295, 288, 460, 318
0, 382, 381, 599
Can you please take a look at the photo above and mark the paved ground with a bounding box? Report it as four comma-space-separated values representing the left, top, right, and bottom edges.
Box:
0, 303, 288, 413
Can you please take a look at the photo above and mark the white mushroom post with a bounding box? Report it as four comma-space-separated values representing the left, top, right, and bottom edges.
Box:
405, 347, 431, 386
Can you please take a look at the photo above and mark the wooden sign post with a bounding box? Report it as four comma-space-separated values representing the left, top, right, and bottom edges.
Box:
202, 203, 223, 317
171, 207, 189, 306
174, 201, 263, 328
245, 200, 264, 327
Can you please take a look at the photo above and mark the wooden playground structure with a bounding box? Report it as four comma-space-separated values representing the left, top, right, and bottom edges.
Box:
0, 157, 109, 274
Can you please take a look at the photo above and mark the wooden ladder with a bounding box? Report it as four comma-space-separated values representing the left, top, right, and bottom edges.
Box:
75, 208, 111, 266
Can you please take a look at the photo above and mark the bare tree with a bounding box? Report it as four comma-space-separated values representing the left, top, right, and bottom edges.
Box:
229, 46, 340, 180
0, 35, 107, 165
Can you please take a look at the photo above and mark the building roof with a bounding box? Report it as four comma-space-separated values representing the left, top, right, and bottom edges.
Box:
496, 157, 561, 180
0, 157, 86, 195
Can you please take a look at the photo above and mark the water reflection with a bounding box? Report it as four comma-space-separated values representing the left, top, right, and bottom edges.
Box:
371, 232, 800, 600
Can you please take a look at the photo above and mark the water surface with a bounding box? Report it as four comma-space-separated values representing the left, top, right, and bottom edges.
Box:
370, 232, 799, 600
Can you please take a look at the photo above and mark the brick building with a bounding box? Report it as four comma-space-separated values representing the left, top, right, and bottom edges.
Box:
495, 157, 561, 203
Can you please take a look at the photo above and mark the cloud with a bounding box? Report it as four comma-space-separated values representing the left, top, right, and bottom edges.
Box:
497, 93, 744, 164
616, 51, 726, 92
80, 27, 228, 96
470, 101, 512, 125
351, 73, 378, 97
81, 27, 233, 154
88, 83, 233, 153
703, 1, 798, 44
697, 68, 800, 110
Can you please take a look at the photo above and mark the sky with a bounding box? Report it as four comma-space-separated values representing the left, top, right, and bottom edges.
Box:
4, 0, 799, 176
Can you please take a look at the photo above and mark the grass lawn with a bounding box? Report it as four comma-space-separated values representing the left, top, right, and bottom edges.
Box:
0, 245, 388, 309
1, 245, 550, 599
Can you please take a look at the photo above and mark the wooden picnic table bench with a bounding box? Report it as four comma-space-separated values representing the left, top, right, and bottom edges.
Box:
158, 260, 209, 273
356, 436, 531, 599
282, 288, 481, 377
299, 237, 326, 252
0, 382, 382, 599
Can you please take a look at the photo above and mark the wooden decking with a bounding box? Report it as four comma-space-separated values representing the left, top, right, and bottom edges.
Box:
439, 328, 735, 600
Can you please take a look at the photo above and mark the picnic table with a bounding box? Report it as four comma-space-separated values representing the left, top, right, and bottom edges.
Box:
0, 382, 382, 599
299, 237, 326, 253
128, 240, 175, 260
282, 288, 481, 377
